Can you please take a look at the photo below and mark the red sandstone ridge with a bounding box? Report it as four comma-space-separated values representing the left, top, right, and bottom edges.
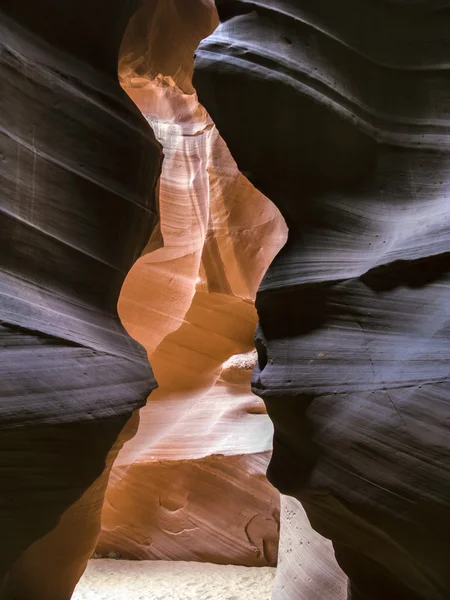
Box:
95, 70, 287, 565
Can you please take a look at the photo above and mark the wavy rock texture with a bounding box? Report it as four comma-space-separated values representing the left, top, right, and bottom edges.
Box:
0, 1, 160, 597
194, 1, 450, 599
96, 57, 287, 563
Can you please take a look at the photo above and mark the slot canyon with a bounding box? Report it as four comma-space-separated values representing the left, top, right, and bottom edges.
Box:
1, 1, 449, 600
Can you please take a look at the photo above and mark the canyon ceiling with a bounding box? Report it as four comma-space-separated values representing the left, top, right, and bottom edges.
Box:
1, 1, 449, 600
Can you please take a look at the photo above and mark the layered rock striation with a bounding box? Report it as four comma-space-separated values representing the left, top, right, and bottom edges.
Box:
3, 0, 449, 597
194, 1, 450, 599
96, 49, 287, 561
1, 1, 160, 596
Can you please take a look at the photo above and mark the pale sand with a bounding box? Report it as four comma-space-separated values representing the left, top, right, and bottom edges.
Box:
72, 559, 275, 600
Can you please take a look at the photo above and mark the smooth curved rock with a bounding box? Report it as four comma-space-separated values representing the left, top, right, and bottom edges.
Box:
0, 1, 160, 596
194, 2, 450, 598
119, 0, 219, 94
96, 28, 287, 561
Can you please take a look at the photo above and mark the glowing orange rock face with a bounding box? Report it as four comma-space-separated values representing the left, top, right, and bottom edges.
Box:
95, 72, 287, 564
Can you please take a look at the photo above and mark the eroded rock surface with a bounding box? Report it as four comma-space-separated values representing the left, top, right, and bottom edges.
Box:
195, 2, 450, 599
4, 0, 448, 597
1, 1, 159, 596
96, 59, 287, 564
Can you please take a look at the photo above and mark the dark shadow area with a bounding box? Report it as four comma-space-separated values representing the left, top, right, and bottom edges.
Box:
361, 252, 450, 291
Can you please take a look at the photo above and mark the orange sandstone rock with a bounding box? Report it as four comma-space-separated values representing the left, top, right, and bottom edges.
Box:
96, 73, 287, 564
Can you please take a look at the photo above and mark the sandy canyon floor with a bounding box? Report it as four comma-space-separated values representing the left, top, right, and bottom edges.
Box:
72, 559, 275, 600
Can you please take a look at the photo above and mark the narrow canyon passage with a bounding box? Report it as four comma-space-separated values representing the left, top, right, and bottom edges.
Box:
87, 4, 348, 598
2, 1, 449, 599
98, 71, 287, 565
